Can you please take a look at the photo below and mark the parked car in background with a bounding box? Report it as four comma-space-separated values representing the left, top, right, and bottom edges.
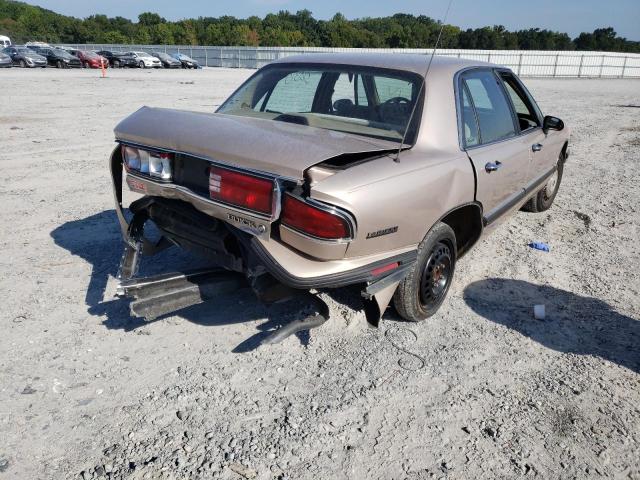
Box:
96, 50, 137, 68
151, 52, 181, 68
0, 51, 12, 67
72, 50, 108, 69
2, 46, 47, 68
33, 47, 81, 68
127, 51, 162, 69
0, 35, 11, 48
24, 41, 51, 50
171, 53, 200, 69
109, 54, 569, 328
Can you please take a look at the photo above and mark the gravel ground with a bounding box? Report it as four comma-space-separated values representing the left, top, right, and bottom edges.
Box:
0, 68, 638, 480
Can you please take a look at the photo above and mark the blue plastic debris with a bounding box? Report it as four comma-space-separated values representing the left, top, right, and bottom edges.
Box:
528, 242, 550, 252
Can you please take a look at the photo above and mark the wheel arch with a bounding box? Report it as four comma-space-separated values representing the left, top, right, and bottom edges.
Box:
438, 202, 484, 259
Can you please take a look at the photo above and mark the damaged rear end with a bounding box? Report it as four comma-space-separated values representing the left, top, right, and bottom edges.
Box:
110, 107, 416, 334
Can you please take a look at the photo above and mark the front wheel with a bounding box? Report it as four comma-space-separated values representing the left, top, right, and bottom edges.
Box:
56, 60, 63, 69
522, 153, 564, 213
138, 61, 145, 69
393, 222, 457, 322
83, 61, 89, 69
19, 59, 26, 68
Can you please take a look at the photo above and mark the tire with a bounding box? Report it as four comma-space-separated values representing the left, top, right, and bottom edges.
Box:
83, 61, 89, 69
114, 60, 120, 68
19, 59, 25, 68
56, 60, 63, 69
393, 222, 457, 322
522, 153, 564, 213
139, 61, 145, 69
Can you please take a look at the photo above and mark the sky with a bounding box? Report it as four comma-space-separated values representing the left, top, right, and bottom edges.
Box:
21, 0, 640, 41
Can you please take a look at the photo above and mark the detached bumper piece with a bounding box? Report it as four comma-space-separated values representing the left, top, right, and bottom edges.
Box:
117, 268, 246, 321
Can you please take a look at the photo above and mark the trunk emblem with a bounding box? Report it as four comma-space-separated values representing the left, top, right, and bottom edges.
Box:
366, 226, 398, 239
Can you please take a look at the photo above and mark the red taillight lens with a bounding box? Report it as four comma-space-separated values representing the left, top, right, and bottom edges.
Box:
281, 195, 351, 240
209, 166, 274, 215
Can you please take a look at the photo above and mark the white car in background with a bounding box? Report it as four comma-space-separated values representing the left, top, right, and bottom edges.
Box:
127, 51, 162, 69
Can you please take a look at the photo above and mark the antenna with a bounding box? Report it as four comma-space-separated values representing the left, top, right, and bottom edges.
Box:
393, 0, 454, 162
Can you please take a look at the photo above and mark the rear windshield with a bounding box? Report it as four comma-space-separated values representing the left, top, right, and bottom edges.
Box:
217, 64, 424, 144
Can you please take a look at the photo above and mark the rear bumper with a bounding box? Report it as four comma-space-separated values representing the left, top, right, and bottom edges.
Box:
109, 146, 416, 289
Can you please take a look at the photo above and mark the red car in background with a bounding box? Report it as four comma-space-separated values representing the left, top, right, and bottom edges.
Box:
71, 50, 108, 69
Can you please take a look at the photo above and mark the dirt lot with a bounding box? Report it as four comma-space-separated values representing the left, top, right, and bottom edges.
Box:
0, 67, 638, 480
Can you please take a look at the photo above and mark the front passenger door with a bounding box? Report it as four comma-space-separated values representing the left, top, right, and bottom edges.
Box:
460, 69, 529, 223
497, 71, 554, 186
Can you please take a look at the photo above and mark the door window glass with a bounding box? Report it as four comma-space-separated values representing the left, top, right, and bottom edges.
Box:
462, 70, 516, 144
499, 72, 541, 132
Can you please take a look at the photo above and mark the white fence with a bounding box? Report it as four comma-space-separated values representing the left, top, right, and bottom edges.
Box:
61, 44, 640, 78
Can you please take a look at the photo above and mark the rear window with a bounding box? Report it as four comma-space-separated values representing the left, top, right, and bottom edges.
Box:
218, 64, 424, 144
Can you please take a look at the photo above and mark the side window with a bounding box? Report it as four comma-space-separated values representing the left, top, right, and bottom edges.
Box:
461, 86, 479, 147
262, 71, 322, 114
498, 72, 542, 132
462, 70, 516, 145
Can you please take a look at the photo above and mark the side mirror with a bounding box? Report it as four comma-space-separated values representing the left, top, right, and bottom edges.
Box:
543, 115, 564, 133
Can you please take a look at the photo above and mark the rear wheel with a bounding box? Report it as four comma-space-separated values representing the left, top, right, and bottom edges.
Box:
19, 59, 25, 68
393, 222, 457, 322
114, 60, 120, 68
83, 61, 89, 68
522, 153, 564, 212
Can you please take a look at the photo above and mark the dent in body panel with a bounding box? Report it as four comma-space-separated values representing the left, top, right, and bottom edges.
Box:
310, 148, 475, 258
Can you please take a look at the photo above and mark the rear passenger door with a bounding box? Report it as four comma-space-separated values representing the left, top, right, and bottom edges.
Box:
459, 69, 530, 223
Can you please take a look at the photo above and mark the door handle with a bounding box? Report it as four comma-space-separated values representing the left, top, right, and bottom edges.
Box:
532, 143, 543, 152
485, 161, 502, 173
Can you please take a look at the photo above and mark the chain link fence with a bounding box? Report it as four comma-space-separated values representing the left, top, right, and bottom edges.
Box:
60, 44, 640, 78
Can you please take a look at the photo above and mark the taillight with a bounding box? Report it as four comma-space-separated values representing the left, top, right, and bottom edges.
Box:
122, 145, 172, 181
281, 194, 351, 240
209, 166, 274, 215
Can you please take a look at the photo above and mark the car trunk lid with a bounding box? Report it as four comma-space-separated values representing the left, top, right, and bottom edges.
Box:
114, 107, 400, 180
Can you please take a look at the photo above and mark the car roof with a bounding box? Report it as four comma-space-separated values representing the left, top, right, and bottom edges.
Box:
271, 53, 496, 77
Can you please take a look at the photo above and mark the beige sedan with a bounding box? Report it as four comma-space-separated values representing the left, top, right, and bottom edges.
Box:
110, 53, 569, 333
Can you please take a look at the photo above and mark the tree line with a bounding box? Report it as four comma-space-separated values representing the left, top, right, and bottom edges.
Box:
1, 0, 638, 52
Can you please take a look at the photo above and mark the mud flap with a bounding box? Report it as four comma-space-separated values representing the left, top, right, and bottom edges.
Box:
362, 281, 400, 327
361, 263, 412, 327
